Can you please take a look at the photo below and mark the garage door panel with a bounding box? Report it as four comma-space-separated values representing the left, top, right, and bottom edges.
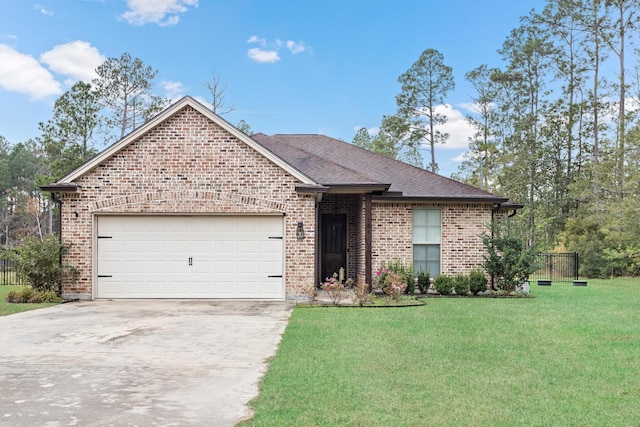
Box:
97, 216, 284, 299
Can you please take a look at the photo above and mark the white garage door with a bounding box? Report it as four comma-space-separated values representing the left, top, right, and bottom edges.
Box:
96, 216, 284, 299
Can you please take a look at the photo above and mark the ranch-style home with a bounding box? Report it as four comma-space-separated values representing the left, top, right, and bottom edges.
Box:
42, 96, 519, 300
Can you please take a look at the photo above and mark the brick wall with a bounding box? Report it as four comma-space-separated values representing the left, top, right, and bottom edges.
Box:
371, 201, 492, 278
60, 106, 316, 297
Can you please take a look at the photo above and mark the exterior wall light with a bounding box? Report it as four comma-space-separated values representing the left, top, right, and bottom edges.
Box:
296, 221, 305, 240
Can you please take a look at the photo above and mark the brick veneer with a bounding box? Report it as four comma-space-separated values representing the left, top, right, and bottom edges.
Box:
59, 106, 316, 298
371, 202, 492, 277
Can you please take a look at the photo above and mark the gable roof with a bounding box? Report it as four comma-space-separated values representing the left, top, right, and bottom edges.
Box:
252, 133, 509, 203
42, 96, 511, 205
45, 96, 316, 189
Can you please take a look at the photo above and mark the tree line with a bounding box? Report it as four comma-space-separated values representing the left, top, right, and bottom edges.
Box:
0, 53, 244, 248
0, 53, 169, 246
355, 0, 640, 278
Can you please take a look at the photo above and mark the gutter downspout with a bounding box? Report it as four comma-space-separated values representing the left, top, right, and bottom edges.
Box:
49, 192, 63, 290
365, 193, 372, 292
314, 191, 323, 288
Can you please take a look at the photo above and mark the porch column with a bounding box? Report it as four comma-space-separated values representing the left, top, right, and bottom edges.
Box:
365, 193, 372, 292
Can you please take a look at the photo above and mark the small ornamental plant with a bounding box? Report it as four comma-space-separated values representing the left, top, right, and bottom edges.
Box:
353, 281, 372, 306
322, 275, 347, 305
374, 267, 389, 291
383, 271, 407, 302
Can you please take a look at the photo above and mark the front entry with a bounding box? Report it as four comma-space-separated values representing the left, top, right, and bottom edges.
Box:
321, 213, 347, 282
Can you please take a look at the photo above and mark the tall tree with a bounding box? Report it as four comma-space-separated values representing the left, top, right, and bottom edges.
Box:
352, 115, 423, 167
457, 65, 501, 190
38, 81, 100, 180
601, 0, 640, 199
396, 49, 455, 172
493, 19, 552, 242
93, 53, 167, 140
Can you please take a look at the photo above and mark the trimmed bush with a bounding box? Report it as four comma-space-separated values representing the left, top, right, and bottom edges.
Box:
434, 274, 454, 295
469, 269, 488, 294
453, 274, 470, 295
5, 287, 62, 303
417, 271, 430, 294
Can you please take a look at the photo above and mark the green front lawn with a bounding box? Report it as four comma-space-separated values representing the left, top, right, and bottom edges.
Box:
240, 279, 640, 426
0, 285, 59, 316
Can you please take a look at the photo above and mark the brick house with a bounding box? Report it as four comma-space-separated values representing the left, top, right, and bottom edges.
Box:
42, 96, 519, 300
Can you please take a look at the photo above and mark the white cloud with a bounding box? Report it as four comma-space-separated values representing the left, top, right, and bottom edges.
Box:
433, 104, 475, 150
247, 35, 307, 63
248, 48, 280, 63
40, 41, 105, 83
161, 80, 185, 100
34, 4, 54, 15
120, 0, 198, 26
352, 125, 380, 136
247, 35, 266, 46
286, 40, 305, 54
0, 44, 62, 99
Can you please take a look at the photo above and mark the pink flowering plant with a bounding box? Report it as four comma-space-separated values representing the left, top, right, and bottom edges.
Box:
383, 271, 407, 302
322, 274, 347, 305
374, 267, 389, 290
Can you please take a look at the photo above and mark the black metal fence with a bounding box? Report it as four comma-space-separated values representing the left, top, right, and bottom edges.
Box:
530, 252, 579, 283
0, 259, 24, 286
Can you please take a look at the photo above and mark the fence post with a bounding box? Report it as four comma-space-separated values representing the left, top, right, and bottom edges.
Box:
575, 252, 579, 280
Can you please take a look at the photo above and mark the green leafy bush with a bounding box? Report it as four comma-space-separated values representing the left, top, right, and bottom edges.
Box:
453, 274, 470, 295
6, 287, 34, 303
482, 220, 540, 293
5, 287, 62, 303
469, 269, 488, 294
416, 271, 430, 294
434, 274, 454, 295
6, 234, 79, 294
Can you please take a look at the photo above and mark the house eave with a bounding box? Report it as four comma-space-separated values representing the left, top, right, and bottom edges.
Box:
40, 183, 79, 193
323, 183, 391, 194
372, 195, 510, 204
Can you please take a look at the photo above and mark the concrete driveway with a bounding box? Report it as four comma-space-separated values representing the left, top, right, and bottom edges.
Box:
0, 300, 295, 426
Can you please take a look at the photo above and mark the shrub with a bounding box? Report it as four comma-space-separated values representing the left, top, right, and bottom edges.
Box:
322, 275, 347, 305
383, 271, 407, 301
481, 220, 540, 293
353, 281, 372, 306
5, 287, 62, 303
6, 287, 34, 303
416, 271, 430, 294
379, 260, 414, 294
453, 274, 470, 295
434, 274, 454, 295
7, 234, 79, 294
469, 269, 488, 294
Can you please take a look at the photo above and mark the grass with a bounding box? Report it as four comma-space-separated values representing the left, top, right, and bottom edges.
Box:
240, 278, 640, 426
0, 285, 59, 316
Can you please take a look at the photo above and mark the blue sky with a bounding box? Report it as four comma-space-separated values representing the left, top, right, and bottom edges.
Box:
0, 0, 546, 177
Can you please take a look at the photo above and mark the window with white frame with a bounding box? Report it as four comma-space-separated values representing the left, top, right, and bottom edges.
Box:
412, 209, 441, 276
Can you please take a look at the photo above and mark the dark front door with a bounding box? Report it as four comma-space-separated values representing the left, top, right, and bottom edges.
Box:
321, 214, 347, 282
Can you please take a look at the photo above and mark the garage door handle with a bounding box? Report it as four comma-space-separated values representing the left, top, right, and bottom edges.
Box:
98, 275, 112, 278
268, 275, 282, 278
188, 257, 193, 266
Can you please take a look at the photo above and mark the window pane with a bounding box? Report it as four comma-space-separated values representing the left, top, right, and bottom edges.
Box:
413, 209, 440, 243
413, 244, 440, 276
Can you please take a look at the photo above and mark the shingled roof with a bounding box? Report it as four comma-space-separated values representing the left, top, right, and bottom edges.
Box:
252, 133, 509, 203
